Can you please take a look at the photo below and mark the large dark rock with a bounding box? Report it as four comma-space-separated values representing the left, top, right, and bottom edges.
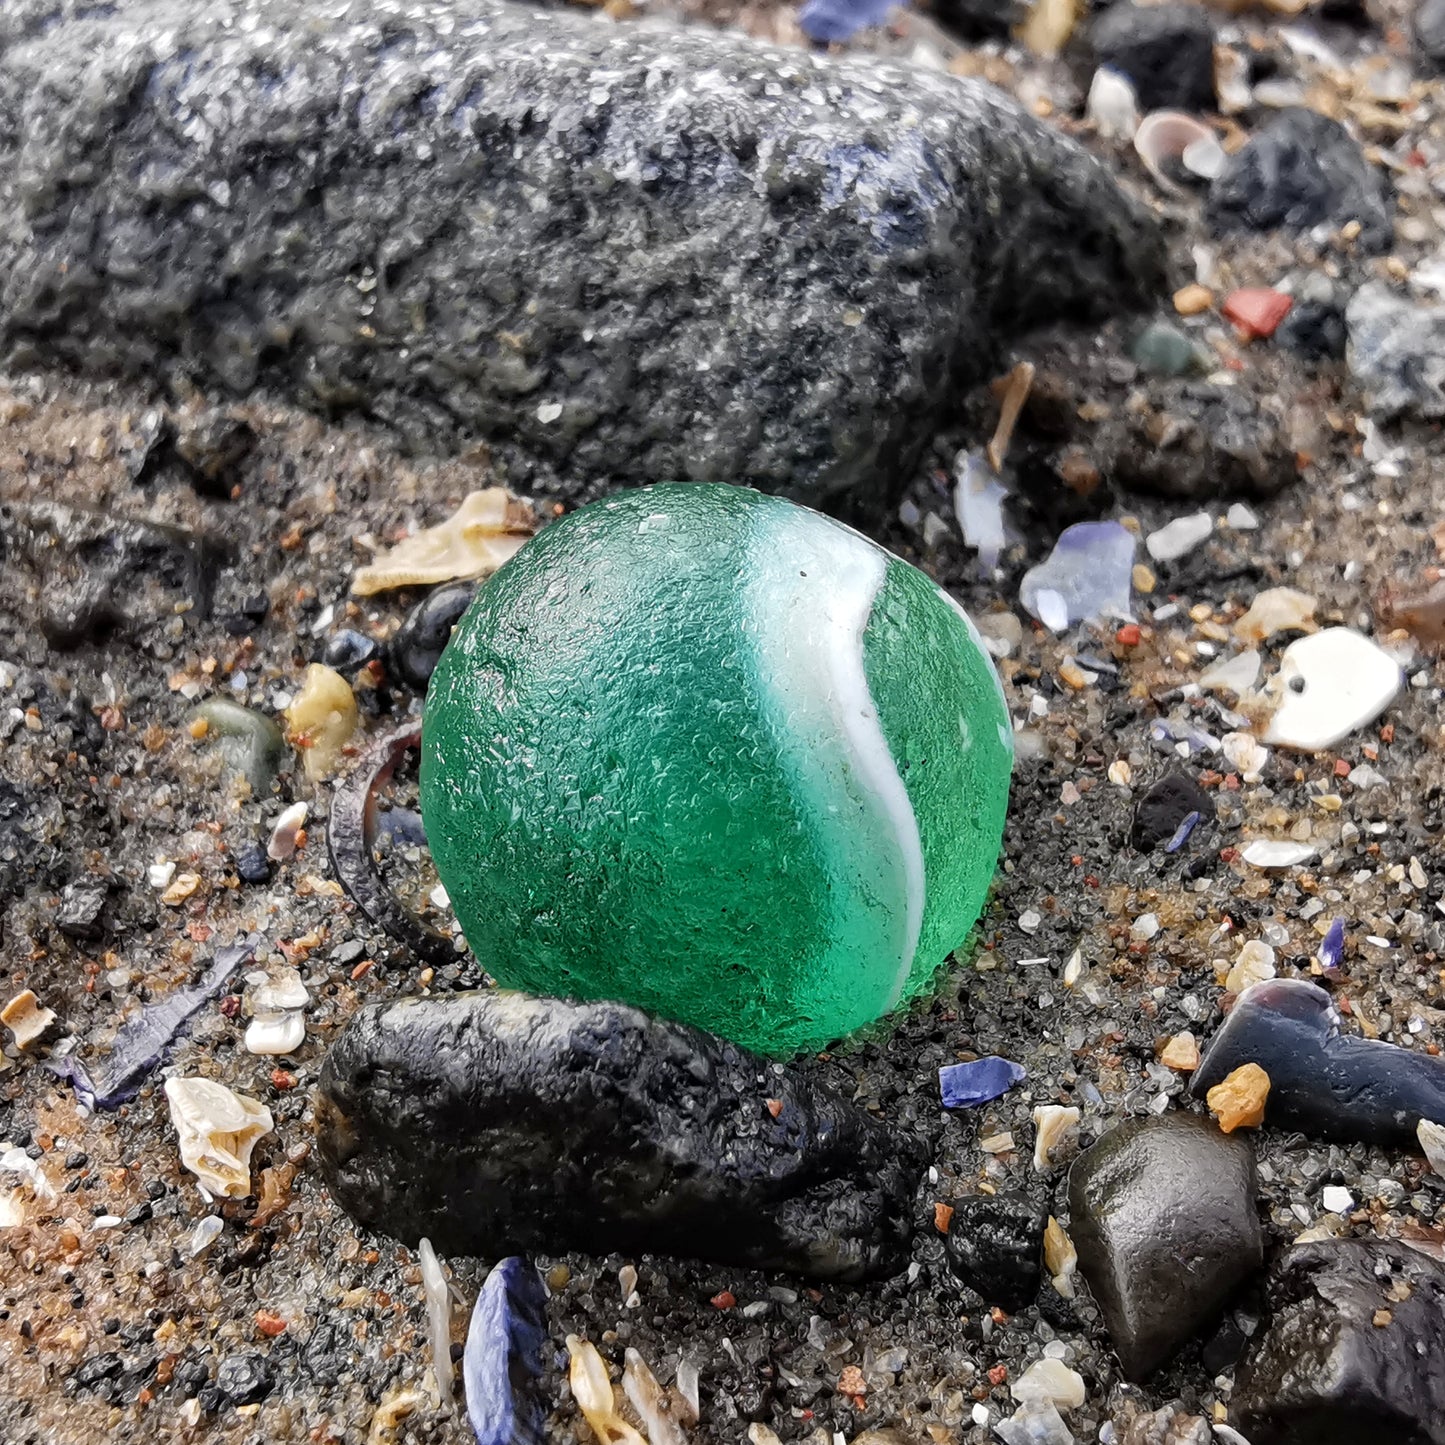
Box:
1417, 0, 1445, 68
1067, 1114, 1263, 1380
1090, 4, 1216, 112
1234, 1240, 1445, 1445
1190, 978, 1445, 1146
944, 1191, 1046, 1312
0, 0, 1165, 510
1208, 108, 1393, 255
315, 991, 923, 1281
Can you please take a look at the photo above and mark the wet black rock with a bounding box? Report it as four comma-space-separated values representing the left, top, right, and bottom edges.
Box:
1131, 773, 1214, 852
316, 991, 922, 1281
388, 583, 477, 692
1067, 1114, 1263, 1380
1089, 4, 1216, 112
215, 1353, 274, 1406
0, 0, 1164, 509
1346, 283, 1445, 421
68, 1351, 123, 1394
1191, 978, 1445, 1146
1275, 299, 1348, 361
56, 876, 108, 941
944, 1190, 1045, 1312
1418, 0, 1445, 67
1208, 108, 1393, 255
319, 629, 380, 676
930, 0, 1023, 40
233, 843, 270, 885
1234, 1239, 1445, 1445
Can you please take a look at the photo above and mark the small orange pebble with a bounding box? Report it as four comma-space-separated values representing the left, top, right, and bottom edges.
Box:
987, 1364, 1008, 1387
765, 1097, 783, 1119
1380, 724, 1395, 744
1206, 1062, 1271, 1133
350, 960, 374, 981
270, 1069, 297, 1091
255, 1310, 288, 1337
1334, 758, 1352, 778
837, 1365, 867, 1399
1173, 283, 1214, 316
934, 1202, 955, 1235
1116, 623, 1141, 647
1222, 288, 1293, 339
710, 1290, 736, 1310
187, 717, 209, 740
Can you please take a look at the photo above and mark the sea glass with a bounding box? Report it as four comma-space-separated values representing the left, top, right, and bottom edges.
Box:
420, 484, 1013, 1055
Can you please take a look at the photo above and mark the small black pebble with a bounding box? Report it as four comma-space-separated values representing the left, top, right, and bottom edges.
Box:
320, 628, 379, 674
65, 1151, 88, 1169
1132, 772, 1215, 852
234, 843, 270, 885
216, 1352, 274, 1405
146, 1179, 167, 1200
124, 1202, 152, 1225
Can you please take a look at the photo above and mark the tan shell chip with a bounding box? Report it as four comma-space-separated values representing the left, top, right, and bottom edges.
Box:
1, 990, 56, 1049
351, 489, 536, 596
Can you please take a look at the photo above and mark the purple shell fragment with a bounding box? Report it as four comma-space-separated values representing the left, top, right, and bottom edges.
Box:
1190, 978, 1445, 1146
940, 1056, 1027, 1109
49, 935, 259, 1110
1019, 521, 1135, 632
464, 1257, 549, 1445
798, 0, 899, 43
1318, 917, 1346, 972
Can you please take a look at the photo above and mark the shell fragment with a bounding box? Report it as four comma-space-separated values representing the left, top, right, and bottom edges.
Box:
1264, 628, 1403, 751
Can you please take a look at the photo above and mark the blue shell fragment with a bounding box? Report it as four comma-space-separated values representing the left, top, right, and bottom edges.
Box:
799, 0, 899, 43
1163, 810, 1201, 854
1191, 978, 1445, 1146
940, 1056, 1027, 1110
1318, 917, 1346, 972
464, 1257, 549, 1445
49, 935, 259, 1110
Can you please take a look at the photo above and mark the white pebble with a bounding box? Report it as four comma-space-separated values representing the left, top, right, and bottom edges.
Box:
1032, 1105, 1081, 1172
1417, 1119, 1445, 1178
1226, 503, 1260, 530
148, 860, 177, 890
244, 1011, 306, 1056
1264, 629, 1403, 752
1011, 1358, 1086, 1411
267, 801, 309, 861
1242, 840, 1317, 870
1146, 512, 1213, 563
1322, 1185, 1354, 1213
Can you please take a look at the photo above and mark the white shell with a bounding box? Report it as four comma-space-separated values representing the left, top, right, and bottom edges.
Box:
1134, 111, 1219, 192
244, 1011, 306, 1056
1242, 840, 1317, 869
267, 800, 309, 861
1264, 628, 1403, 751
164, 1077, 273, 1198
1032, 1104, 1081, 1172
1201, 651, 1261, 695
1087, 66, 1140, 140
1012, 1358, 1087, 1410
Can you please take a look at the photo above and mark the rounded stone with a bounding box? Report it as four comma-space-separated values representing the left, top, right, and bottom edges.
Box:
420, 484, 1012, 1056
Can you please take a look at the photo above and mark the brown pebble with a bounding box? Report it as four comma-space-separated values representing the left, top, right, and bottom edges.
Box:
1173, 283, 1213, 316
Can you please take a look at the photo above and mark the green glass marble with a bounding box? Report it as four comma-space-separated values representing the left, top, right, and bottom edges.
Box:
420, 484, 1012, 1056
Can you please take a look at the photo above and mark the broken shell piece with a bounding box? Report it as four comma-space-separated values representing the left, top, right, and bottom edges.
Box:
1, 989, 56, 1050
954, 450, 1008, 573
1233, 587, 1317, 644
1419, 1120, 1445, 1179
1134, 111, 1223, 193
164, 1077, 273, 1198
1032, 1105, 1081, 1172
244, 1012, 305, 1056
1200, 651, 1261, 696
1226, 939, 1277, 994
253, 968, 309, 1013
352, 489, 535, 596
267, 800, 309, 862
1043, 1215, 1078, 1299
566, 1335, 647, 1445
1263, 629, 1403, 752
1017, 0, 1079, 57
1221, 730, 1269, 781
284, 664, 359, 782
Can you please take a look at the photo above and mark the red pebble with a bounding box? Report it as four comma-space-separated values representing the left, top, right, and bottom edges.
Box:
988, 1364, 1008, 1387
270, 1069, 297, 1091
1222, 288, 1293, 340
1116, 623, 1142, 647
710, 1290, 736, 1310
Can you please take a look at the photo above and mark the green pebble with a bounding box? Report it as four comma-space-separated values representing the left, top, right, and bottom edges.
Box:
420, 484, 1013, 1056
194, 699, 285, 795
1131, 321, 1208, 378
